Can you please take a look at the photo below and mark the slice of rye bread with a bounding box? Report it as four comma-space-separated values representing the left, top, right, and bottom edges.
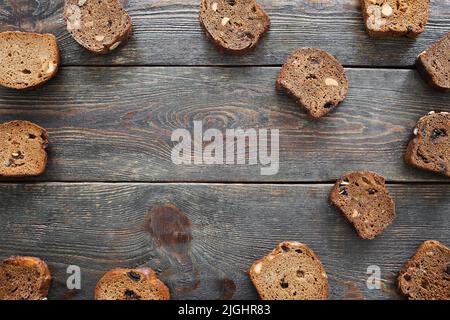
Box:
398, 240, 450, 300
360, 0, 430, 38
95, 268, 170, 300
199, 0, 270, 55
330, 171, 396, 239
0, 31, 59, 90
405, 112, 450, 177
64, 0, 132, 54
0, 121, 49, 177
416, 32, 450, 91
249, 241, 329, 300
0, 256, 52, 300
276, 48, 348, 119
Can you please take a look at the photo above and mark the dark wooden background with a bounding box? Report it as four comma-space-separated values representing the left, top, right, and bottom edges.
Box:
0, 0, 449, 300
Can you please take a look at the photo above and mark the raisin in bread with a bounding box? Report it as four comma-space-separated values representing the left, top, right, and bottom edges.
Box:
416, 32, 450, 91
199, 0, 270, 55
0, 121, 49, 177
0, 256, 52, 300
0, 31, 59, 89
95, 268, 170, 300
360, 0, 429, 38
330, 171, 396, 239
405, 112, 450, 177
276, 48, 348, 119
249, 241, 329, 300
64, 0, 133, 54
398, 240, 450, 300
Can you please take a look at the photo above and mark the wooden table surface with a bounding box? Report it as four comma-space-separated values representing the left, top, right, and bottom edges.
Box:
0, 0, 449, 300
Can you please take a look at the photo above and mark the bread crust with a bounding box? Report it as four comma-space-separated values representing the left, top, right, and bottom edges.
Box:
63, 0, 133, 54
416, 32, 450, 91
405, 112, 450, 177
249, 241, 329, 300
398, 240, 450, 300
276, 48, 348, 119
0, 256, 52, 300
199, 0, 270, 55
0, 31, 60, 90
0, 120, 49, 177
360, 0, 430, 38
94, 268, 170, 300
330, 171, 396, 239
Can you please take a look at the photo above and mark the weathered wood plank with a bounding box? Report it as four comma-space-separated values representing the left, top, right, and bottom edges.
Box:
1, 66, 449, 182
0, 0, 449, 66
0, 183, 448, 300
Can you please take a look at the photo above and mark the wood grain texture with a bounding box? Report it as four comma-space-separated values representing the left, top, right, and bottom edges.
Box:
0, 66, 449, 182
0, 0, 449, 66
0, 183, 448, 300
0, 1, 448, 302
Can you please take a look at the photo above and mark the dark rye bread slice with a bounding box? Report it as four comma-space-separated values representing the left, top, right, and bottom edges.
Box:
0, 31, 59, 89
199, 0, 270, 55
249, 241, 329, 300
416, 32, 450, 91
405, 112, 450, 177
398, 240, 450, 300
95, 268, 170, 300
0, 256, 52, 300
0, 121, 48, 177
360, 0, 429, 38
276, 48, 348, 119
64, 0, 132, 54
330, 171, 396, 239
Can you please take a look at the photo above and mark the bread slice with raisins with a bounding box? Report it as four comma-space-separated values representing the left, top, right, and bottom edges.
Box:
330, 171, 396, 239
64, 0, 133, 54
0, 31, 59, 89
0, 121, 49, 177
416, 32, 450, 91
199, 0, 270, 55
95, 268, 170, 300
249, 241, 329, 300
0, 256, 52, 300
276, 48, 348, 119
398, 240, 450, 300
405, 112, 450, 177
360, 0, 430, 38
